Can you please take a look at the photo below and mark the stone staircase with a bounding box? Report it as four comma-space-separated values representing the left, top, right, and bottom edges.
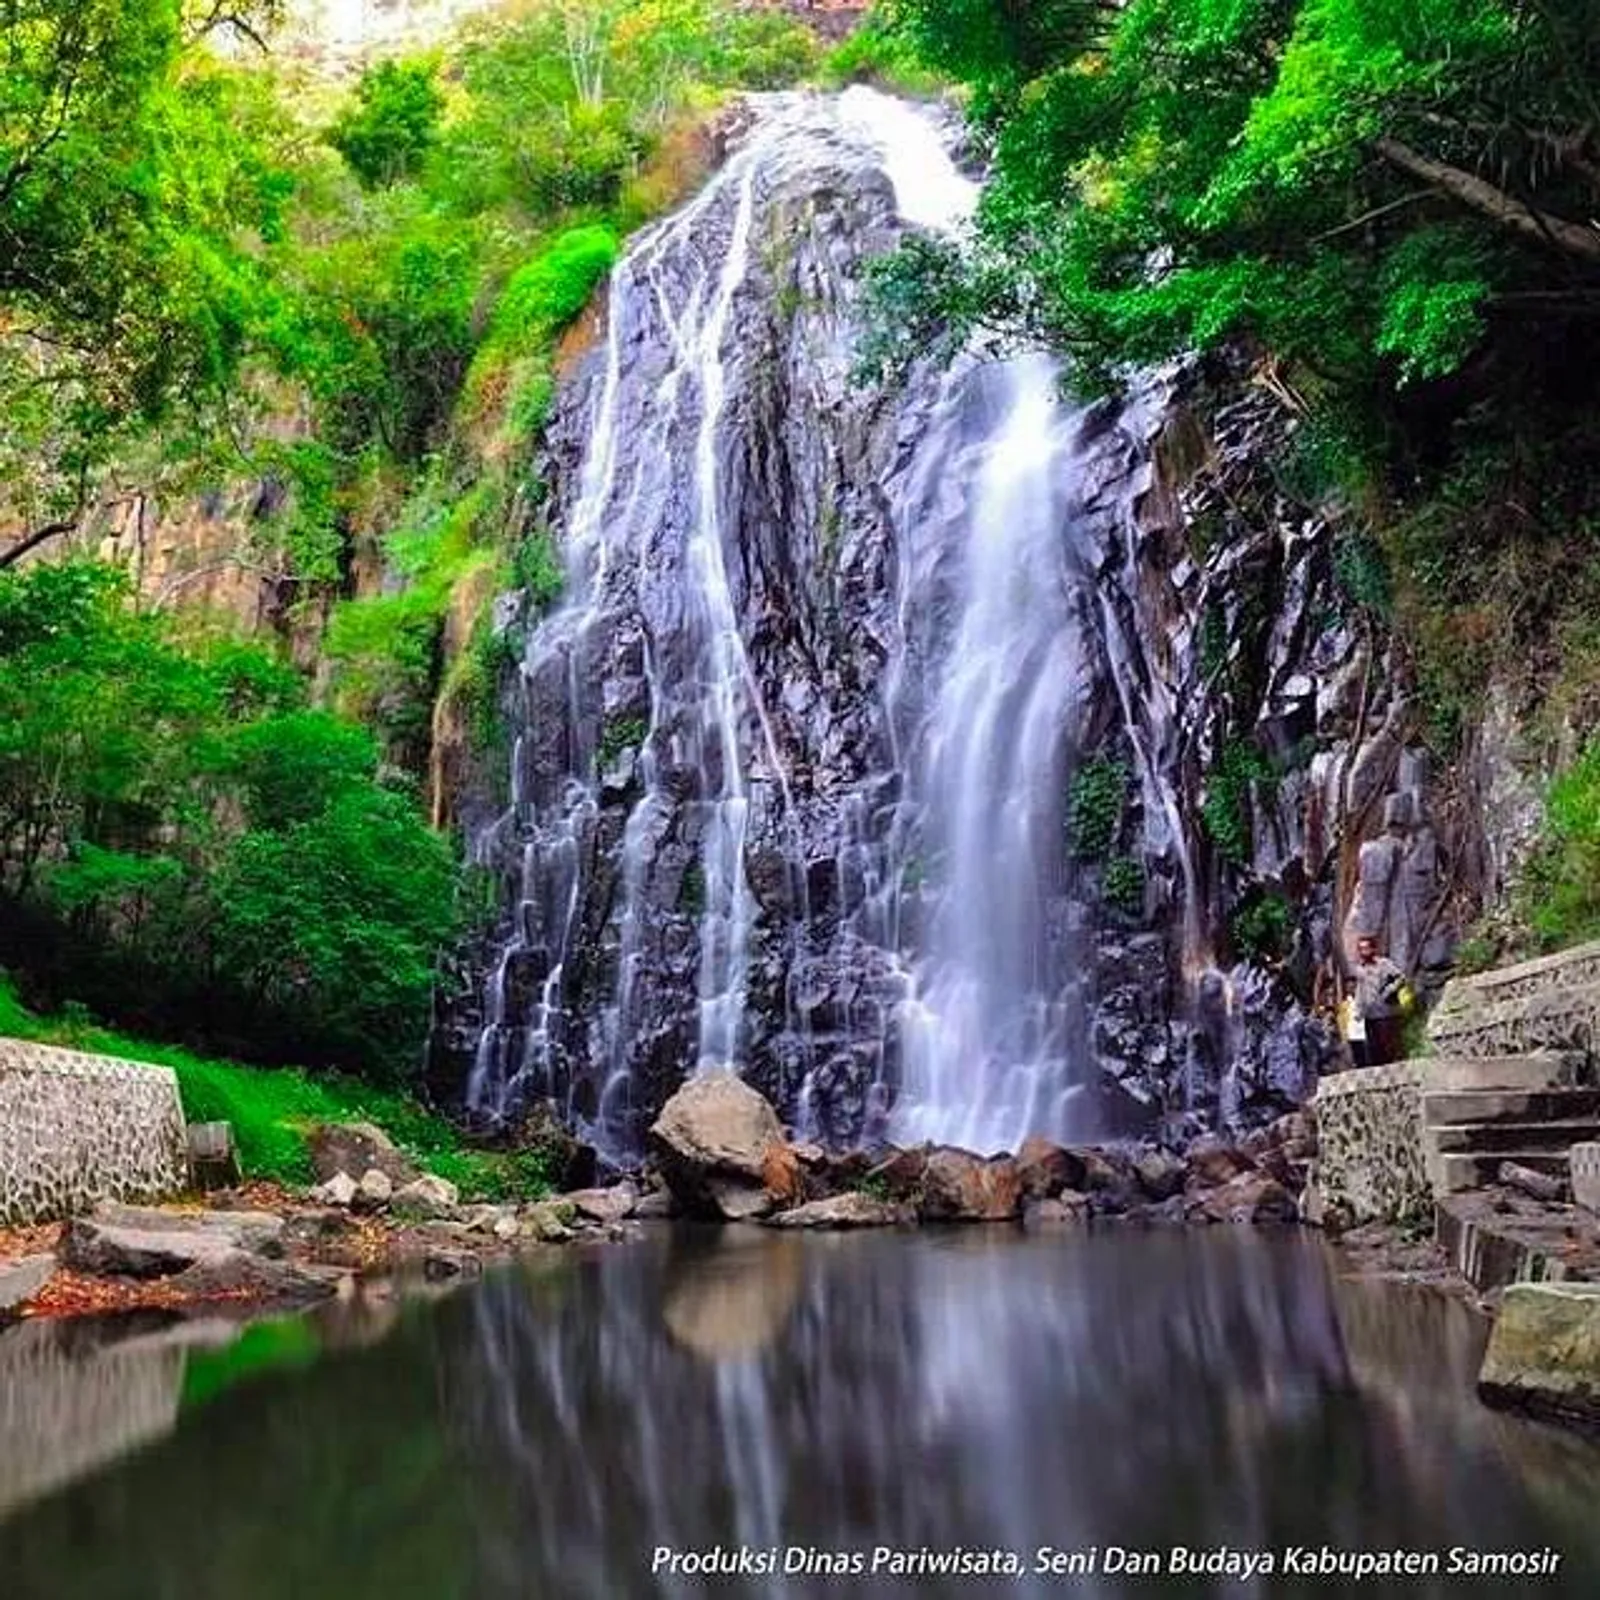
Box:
1423, 940, 1600, 1195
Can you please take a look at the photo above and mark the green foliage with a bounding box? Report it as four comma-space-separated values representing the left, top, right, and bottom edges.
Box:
1521, 742, 1600, 949
871, 0, 1600, 399
1067, 757, 1130, 860
0, 3, 293, 540
821, 10, 942, 93
490, 227, 621, 352
0, 559, 460, 1079
329, 59, 444, 188
1102, 854, 1147, 918
1201, 740, 1276, 868
1332, 532, 1393, 619
1230, 890, 1294, 962
513, 530, 565, 612
599, 714, 649, 768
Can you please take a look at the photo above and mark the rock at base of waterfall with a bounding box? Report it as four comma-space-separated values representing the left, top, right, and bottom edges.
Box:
1295, 1171, 1349, 1234
1016, 1138, 1089, 1200
0, 1255, 55, 1314
392, 1174, 461, 1218
1190, 1170, 1298, 1225
62, 1205, 287, 1278
309, 1122, 419, 1188
352, 1168, 394, 1214
520, 1201, 577, 1243
864, 1145, 931, 1200
1023, 1194, 1091, 1228
164, 1250, 336, 1307
1478, 1283, 1600, 1424
632, 1188, 679, 1220
310, 1171, 359, 1208
566, 1183, 638, 1224
918, 1148, 1023, 1223
765, 1193, 913, 1230
648, 1071, 796, 1220
1134, 1149, 1188, 1202
1185, 1135, 1258, 1189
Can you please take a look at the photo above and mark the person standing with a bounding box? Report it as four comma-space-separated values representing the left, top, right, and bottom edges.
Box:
1351, 934, 1410, 1067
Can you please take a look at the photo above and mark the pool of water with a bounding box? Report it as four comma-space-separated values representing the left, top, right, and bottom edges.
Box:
1, 1228, 1597, 1597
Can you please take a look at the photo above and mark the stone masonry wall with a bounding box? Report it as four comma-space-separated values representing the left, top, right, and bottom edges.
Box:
0, 1041, 187, 1224
1313, 1061, 1430, 1224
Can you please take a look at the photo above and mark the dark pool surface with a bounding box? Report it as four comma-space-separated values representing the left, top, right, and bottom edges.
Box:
1, 1228, 1598, 1599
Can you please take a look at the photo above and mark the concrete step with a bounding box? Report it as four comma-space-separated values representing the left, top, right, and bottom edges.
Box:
1422, 1088, 1600, 1127
1422, 1053, 1591, 1092
1426, 1118, 1600, 1156
1429, 1150, 1572, 1195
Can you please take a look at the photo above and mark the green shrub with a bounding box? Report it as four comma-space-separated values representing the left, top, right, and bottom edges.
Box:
1068, 757, 1130, 861
329, 59, 445, 188
1201, 741, 1276, 869
1522, 743, 1600, 950
1230, 891, 1293, 963
1102, 855, 1146, 918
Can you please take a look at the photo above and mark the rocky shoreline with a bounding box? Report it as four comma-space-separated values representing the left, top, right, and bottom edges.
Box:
0, 1071, 1355, 1328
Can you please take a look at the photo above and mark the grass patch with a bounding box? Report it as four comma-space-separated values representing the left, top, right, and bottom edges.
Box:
0, 974, 548, 1200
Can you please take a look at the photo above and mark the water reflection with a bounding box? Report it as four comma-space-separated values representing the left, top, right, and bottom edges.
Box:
0, 1231, 1598, 1599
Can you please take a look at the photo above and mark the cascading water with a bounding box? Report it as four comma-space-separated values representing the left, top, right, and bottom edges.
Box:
446, 84, 1321, 1160
890, 356, 1093, 1153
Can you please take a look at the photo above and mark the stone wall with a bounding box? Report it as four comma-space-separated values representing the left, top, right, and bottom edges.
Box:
1313, 1061, 1431, 1224
0, 1041, 187, 1224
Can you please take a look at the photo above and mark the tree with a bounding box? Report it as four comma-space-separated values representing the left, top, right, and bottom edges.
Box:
328, 58, 444, 188
874, 0, 1600, 392
0, 0, 289, 564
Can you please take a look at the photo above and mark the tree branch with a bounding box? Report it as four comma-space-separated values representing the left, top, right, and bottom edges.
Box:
1374, 136, 1600, 264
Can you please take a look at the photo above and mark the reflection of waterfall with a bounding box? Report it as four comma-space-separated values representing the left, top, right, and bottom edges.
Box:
434, 1230, 1600, 1600
453, 1232, 1361, 1600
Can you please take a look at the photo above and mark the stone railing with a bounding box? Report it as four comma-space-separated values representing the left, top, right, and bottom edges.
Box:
0, 1040, 187, 1224
1312, 1060, 1431, 1224
1429, 941, 1600, 1059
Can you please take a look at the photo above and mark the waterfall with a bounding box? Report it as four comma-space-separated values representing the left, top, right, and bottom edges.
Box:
451, 85, 1254, 1159
890, 355, 1091, 1154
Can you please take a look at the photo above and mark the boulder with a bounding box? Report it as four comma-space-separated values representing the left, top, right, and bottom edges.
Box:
423, 1250, 483, 1283
310, 1171, 359, 1208
648, 1071, 796, 1221
392, 1174, 461, 1218
566, 1183, 638, 1224
1133, 1149, 1187, 1202
353, 1168, 394, 1213
521, 1201, 576, 1243
764, 1193, 913, 1230
1016, 1138, 1089, 1199
309, 1122, 419, 1187
1296, 1173, 1349, 1235
1191, 1170, 1297, 1226
865, 1145, 930, 1200
1479, 1283, 1600, 1424
632, 1189, 679, 1221
62, 1206, 285, 1279
167, 1250, 335, 1307
0, 1254, 54, 1314
918, 1148, 1023, 1223
1186, 1135, 1258, 1190
1023, 1193, 1090, 1228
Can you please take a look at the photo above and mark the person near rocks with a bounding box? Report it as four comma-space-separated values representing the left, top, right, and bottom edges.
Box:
1345, 935, 1411, 1068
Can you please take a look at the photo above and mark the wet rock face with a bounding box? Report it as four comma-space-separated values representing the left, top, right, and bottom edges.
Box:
433, 94, 1462, 1158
